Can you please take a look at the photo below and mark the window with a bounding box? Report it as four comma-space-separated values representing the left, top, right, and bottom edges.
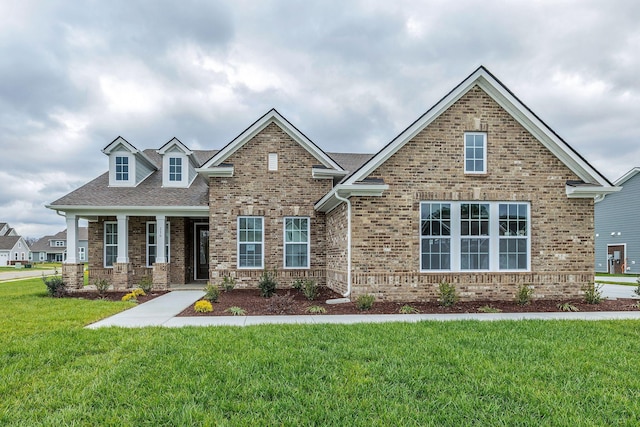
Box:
169, 157, 182, 181
464, 133, 486, 174
29, 253, 33, 261
54, 241, 65, 247
40, 253, 45, 261
420, 202, 529, 272
284, 217, 310, 268
238, 217, 263, 268
78, 247, 86, 262
420, 203, 451, 270
104, 222, 117, 267
115, 156, 129, 181
21, 252, 25, 260
147, 222, 170, 266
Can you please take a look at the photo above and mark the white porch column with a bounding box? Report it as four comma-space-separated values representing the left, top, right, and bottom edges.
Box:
155, 215, 167, 263
64, 214, 78, 264
116, 214, 129, 263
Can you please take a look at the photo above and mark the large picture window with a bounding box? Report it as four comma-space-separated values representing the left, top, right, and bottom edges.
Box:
284, 217, 310, 268
238, 217, 263, 268
104, 222, 117, 267
420, 202, 529, 272
147, 222, 170, 267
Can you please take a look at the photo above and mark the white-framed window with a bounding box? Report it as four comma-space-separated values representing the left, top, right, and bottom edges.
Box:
238, 217, 263, 269
284, 217, 310, 268
21, 252, 25, 260
464, 132, 487, 174
53, 241, 65, 247
104, 222, 118, 267
14, 253, 18, 260
78, 247, 86, 262
420, 201, 530, 272
146, 222, 170, 267
115, 155, 129, 181
169, 157, 182, 182
39, 253, 45, 261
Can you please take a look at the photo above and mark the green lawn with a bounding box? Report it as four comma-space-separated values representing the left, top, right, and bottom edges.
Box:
2, 280, 640, 425
0, 262, 62, 272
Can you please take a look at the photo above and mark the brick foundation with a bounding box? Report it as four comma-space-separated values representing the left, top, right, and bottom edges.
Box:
62, 263, 85, 290
152, 263, 170, 290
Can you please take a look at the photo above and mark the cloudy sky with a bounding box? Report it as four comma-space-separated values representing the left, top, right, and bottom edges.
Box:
1, 0, 639, 238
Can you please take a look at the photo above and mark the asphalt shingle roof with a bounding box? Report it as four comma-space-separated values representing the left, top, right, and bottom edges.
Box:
0, 236, 20, 250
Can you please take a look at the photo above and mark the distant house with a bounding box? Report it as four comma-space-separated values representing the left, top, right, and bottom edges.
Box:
49, 67, 619, 301
30, 228, 88, 263
0, 223, 31, 266
595, 168, 640, 274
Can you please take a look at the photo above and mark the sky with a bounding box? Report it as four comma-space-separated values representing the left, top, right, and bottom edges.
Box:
1, 0, 639, 239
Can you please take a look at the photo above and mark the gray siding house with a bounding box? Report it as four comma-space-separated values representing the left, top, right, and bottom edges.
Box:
31, 228, 89, 263
595, 167, 640, 274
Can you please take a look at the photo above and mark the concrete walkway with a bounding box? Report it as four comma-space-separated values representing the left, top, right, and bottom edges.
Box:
86, 287, 640, 329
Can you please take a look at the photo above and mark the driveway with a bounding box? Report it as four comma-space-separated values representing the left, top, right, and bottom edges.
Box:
0, 269, 57, 282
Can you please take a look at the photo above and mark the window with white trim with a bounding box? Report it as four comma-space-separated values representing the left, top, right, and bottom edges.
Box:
53, 240, 65, 247
464, 132, 487, 174
115, 156, 129, 181
104, 222, 117, 267
78, 247, 86, 262
238, 217, 263, 268
146, 222, 170, 266
284, 217, 310, 268
420, 202, 529, 272
40, 253, 45, 261
169, 157, 182, 181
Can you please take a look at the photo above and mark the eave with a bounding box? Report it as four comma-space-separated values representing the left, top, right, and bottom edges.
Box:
45, 205, 209, 218
315, 183, 389, 213
195, 165, 235, 178
312, 167, 348, 180
565, 182, 621, 201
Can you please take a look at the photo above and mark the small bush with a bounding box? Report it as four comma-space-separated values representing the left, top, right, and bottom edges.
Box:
515, 284, 533, 306
399, 305, 420, 314
121, 292, 138, 303
583, 283, 603, 304
557, 302, 579, 312
437, 281, 458, 307
43, 275, 66, 298
301, 279, 318, 301
225, 306, 246, 316
132, 288, 146, 297
93, 278, 110, 296
203, 282, 220, 303
221, 276, 236, 292
138, 276, 153, 293
292, 278, 304, 291
194, 300, 213, 313
259, 269, 278, 298
306, 305, 327, 314
267, 292, 295, 314
634, 277, 640, 298
356, 294, 375, 311
478, 305, 502, 313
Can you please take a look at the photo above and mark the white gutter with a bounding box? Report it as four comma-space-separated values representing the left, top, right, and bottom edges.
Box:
326, 191, 352, 303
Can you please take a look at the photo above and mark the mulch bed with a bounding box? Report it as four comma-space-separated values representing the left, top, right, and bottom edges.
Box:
63, 287, 639, 316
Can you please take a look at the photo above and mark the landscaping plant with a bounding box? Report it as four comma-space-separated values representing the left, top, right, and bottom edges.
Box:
634, 277, 640, 298
42, 275, 66, 298
138, 275, 153, 293
583, 283, 603, 304
259, 269, 278, 298
557, 302, 579, 312
356, 294, 375, 311
399, 305, 420, 314
437, 280, 458, 307
93, 278, 110, 296
478, 305, 502, 313
306, 305, 327, 314
225, 306, 246, 316
515, 284, 534, 305
204, 282, 220, 302
221, 276, 236, 292
194, 300, 213, 313
266, 292, 295, 314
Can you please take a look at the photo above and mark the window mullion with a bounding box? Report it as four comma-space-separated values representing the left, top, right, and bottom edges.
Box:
450, 202, 460, 271
490, 203, 499, 271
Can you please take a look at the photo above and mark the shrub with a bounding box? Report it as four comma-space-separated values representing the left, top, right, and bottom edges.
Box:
515, 284, 533, 306
267, 292, 295, 314
221, 276, 236, 292
301, 279, 318, 301
356, 294, 375, 311
259, 269, 278, 298
399, 305, 420, 314
634, 277, 640, 298
43, 275, 66, 298
225, 306, 246, 316
306, 305, 327, 314
203, 282, 220, 302
583, 283, 603, 304
557, 302, 579, 312
132, 288, 146, 297
478, 305, 502, 313
437, 281, 458, 307
121, 292, 138, 303
93, 278, 110, 296
138, 276, 153, 293
292, 278, 304, 291
194, 300, 213, 313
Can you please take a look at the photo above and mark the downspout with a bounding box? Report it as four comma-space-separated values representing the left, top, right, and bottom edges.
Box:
327, 191, 352, 303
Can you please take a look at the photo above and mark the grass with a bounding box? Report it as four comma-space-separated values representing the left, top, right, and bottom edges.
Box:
2, 279, 640, 425
596, 272, 640, 277
0, 262, 62, 272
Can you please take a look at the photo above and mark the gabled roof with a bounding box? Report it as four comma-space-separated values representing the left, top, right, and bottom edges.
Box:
342, 66, 616, 191
614, 167, 640, 186
0, 235, 20, 250
101, 136, 158, 171
199, 109, 344, 172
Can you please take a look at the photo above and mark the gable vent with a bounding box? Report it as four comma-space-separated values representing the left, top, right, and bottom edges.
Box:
268, 153, 278, 171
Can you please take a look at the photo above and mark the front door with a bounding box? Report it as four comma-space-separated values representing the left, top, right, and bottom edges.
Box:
195, 224, 209, 280
607, 244, 625, 274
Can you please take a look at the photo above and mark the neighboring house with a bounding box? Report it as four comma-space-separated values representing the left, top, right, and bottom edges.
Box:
30, 228, 89, 263
595, 168, 640, 274
0, 223, 31, 266
48, 67, 619, 301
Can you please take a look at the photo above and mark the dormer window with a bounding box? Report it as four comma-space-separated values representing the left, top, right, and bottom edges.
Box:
169, 157, 182, 182
115, 156, 129, 181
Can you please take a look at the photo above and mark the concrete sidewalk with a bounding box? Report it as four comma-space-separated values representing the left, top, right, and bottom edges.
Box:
86, 289, 640, 329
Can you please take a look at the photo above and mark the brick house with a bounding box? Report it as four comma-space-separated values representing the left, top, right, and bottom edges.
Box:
48, 67, 619, 301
